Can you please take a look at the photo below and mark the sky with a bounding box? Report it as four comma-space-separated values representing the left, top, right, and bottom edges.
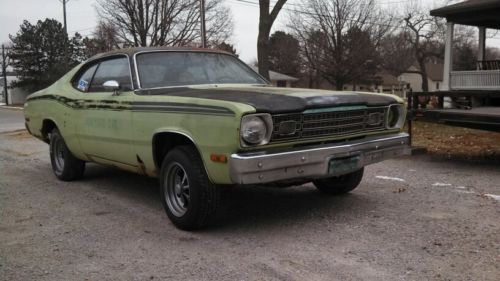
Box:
1, 0, 499, 63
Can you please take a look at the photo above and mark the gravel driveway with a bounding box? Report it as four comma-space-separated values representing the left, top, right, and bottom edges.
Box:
1, 130, 499, 280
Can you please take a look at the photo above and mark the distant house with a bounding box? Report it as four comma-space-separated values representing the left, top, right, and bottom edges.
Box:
250, 66, 299, 88
341, 72, 408, 96
398, 63, 444, 92
374, 72, 408, 94
0, 68, 30, 105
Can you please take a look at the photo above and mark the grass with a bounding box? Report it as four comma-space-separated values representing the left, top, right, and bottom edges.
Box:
409, 121, 500, 163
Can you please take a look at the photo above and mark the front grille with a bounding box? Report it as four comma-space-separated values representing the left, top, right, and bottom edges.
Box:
271, 107, 387, 142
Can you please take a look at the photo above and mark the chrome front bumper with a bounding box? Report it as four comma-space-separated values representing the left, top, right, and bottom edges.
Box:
230, 133, 411, 184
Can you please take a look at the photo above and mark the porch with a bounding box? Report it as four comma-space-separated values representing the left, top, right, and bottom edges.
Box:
404, 0, 500, 138
450, 68, 500, 91
431, 0, 500, 93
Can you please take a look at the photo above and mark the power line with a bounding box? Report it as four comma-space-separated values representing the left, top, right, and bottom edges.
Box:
232, 0, 500, 39
232, 0, 414, 31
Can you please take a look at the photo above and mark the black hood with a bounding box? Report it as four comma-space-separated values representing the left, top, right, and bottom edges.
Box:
137, 86, 400, 114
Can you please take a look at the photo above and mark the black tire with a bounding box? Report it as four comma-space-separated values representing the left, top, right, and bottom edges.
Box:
49, 128, 85, 181
313, 168, 364, 195
159, 145, 220, 230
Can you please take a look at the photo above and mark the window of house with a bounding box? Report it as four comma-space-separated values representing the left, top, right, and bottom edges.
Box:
277, 80, 287, 87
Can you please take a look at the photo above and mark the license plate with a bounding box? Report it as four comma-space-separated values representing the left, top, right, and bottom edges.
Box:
328, 156, 361, 175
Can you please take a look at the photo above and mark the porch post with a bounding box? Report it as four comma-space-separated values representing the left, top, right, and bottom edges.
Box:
443, 22, 454, 91
478, 27, 486, 62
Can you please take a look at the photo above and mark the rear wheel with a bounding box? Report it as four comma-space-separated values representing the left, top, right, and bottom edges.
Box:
49, 128, 85, 181
313, 168, 364, 195
160, 145, 220, 230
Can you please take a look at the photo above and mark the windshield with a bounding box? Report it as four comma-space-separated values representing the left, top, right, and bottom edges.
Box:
136, 52, 267, 89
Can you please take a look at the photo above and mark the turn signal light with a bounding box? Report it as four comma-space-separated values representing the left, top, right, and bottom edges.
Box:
210, 154, 228, 163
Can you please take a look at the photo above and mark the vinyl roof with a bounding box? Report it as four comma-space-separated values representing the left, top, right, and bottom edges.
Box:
430, 0, 500, 29
89, 47, 233, 61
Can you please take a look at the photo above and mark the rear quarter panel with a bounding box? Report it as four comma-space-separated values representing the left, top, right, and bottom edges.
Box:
24, 66, 88, 160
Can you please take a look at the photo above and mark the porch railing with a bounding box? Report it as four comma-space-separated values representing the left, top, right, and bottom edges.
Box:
477, 60, 500, 70
450, 70, 500, 90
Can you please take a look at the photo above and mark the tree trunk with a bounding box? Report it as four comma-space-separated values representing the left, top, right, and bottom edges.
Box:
335, 79, 344, 91
308, 70, 313, 89
257, 32, 271, 80
417, 58, 429, 92
257, 13, 271, 80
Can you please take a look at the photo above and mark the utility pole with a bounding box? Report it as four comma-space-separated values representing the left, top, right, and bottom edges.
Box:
200, 0, 207, 48
1, 45, 8, 106
60, 0, 70, 67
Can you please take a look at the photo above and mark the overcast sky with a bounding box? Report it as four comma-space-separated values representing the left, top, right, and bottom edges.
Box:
1, 0, 499, 63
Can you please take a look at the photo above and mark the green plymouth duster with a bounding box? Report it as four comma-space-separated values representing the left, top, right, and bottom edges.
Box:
24, 47, 410, 229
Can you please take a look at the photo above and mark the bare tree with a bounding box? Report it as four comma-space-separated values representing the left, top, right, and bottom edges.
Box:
403, 2, 444, 92
96, 0, 233, 47
290, 0, 393, 90
257, 0, 287, 80
205, 0, 233, 46
379, 32, 415, 76
82, 21, 122, 58
300, 30, 326, 88
213, 41, 238, 56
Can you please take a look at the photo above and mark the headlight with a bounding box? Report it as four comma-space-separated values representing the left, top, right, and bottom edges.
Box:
240, 113, 273, 146
386, 104, 405, 129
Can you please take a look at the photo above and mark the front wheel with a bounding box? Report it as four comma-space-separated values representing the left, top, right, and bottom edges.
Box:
159, 146, 220, 230
313, 168, 364, 195
49, 128, 85, 181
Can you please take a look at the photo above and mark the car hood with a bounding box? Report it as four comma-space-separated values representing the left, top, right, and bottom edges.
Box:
136, 85, 402, 114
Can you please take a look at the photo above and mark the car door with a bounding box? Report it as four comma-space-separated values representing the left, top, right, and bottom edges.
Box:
75, 55, 137, 167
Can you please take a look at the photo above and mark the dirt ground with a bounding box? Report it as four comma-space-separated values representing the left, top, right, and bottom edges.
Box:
410, 122, 500, 163
1, 130, 499, 281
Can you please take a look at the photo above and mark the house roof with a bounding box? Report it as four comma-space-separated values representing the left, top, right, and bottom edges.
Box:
377, 73, 401, 86
401, 63, 444, 81
430, 0, 500, 29
249, 66, 299, 82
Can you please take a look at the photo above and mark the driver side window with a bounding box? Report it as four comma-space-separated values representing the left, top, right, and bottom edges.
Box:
89, 57, 132, 92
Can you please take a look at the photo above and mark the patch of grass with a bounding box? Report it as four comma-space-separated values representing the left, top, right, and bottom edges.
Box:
408, 122, 500, 163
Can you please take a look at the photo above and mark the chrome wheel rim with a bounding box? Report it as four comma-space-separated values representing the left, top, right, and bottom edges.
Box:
52, 137, 65, 172
164, 162, 190, 217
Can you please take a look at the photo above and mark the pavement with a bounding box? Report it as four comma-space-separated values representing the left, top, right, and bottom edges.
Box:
0, 107, 25, 133
0, 130, 499, 280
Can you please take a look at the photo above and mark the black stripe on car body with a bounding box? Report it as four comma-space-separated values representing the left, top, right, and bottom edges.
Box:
26, 95, 235, 116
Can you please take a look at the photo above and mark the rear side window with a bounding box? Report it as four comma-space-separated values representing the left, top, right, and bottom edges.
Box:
89, 57, 132, 92
74, 64, 98, 92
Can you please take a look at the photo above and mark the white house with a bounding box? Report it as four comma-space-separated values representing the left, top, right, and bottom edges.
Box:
398, 63, 444, 92
1, 67, 30, 105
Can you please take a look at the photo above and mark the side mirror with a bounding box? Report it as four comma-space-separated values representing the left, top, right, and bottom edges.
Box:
103, 80, 120, 93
